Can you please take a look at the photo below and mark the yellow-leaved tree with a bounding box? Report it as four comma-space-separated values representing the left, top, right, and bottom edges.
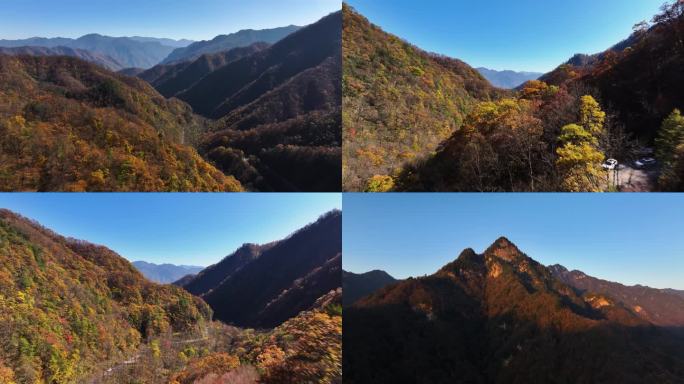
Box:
556, 95, 606, 192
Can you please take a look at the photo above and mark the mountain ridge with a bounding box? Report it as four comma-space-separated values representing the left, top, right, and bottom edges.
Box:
344, 237, 684, 383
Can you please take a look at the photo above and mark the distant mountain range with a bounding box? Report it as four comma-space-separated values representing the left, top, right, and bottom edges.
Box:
132, 261, 204, 284
161, 25, 300, 64
476, 67, 542, 89
0, 45, 124, 70
178, 210, 341, 328
344, 237, 684, 383
342, 269, 397, 307
0, 34, 178, 68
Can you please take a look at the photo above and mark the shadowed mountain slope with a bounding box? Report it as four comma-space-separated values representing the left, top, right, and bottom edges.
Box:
342, 269, 397, 307
180, 210, 342, 328
161, 26, 299, 64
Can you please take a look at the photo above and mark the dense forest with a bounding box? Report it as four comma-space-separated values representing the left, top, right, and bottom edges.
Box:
344, 237, 684, 383
0, 209, 211, 383
342, 4, 501, 191
344, 2, 684, 192
0, 55, 242, 191
0, 11, 341, 192
0, 209, 343, 383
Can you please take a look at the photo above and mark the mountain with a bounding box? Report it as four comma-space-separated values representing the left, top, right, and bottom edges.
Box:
540, 3, 684, 140
128, 36, 194, 48
132, 261, 204, 284
0, 209, 211, 383
180, 210, 342, 328
0, 46, 124, 71
342, 269, 397, 307
0, 55, 242, 191
342, 5, 501, 191
161, 25, 299, 64
118, 67, 145, 76
344, 237, 684, 383
148, 11, 342, 192
549, 264, 684, 327
139, 42, 270, 98
476, 67, 542, 89
0, 34, 177, 68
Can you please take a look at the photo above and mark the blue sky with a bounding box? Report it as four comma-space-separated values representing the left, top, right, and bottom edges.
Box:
0, 0, 340, 41
0, 193, 340, 267
344, 194, 684, 290
347, 0, 665, 72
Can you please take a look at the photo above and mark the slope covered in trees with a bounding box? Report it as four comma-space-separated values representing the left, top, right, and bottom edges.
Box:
0, 55, 242, 191
180, 210, 342, 328
541, 1, 684, 141
342, 269, 397, 307
342, 4, 501, 191
344, 237, 684, 383
139, 43, 270, 99
0, 209, 211, 384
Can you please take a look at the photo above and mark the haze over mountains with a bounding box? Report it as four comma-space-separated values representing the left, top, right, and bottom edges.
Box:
131, 261, 203, 284
476, 67, 542, 89
0, 34, 181, 68
344, 237, 684, 383
161, 25, 300, 64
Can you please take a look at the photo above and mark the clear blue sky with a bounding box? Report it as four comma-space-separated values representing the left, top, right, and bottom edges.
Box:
344, 194, 684, 290
0, 0, 340, 41
0, 193, 340, 267
347, 0, 665, 73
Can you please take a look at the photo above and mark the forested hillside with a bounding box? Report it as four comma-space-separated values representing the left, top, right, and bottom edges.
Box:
344, 237, 684, 383
0, 55, 242, 191
180, 11, 343, 192
342, 4, 501, 191
0, 209, 211, 383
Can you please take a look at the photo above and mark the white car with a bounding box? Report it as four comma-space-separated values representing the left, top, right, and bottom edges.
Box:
634, 157, 656, 168
602, 158, 618, 170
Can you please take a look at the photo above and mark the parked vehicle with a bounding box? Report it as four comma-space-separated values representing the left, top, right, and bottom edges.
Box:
634, 157, 656, 168
602, 158, 618, 170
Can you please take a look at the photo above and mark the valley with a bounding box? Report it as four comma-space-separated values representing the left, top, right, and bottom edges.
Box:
0, 206, 342, 383
0, 9, 342, 192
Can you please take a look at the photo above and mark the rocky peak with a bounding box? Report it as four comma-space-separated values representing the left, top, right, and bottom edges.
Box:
485, 237, 524, 263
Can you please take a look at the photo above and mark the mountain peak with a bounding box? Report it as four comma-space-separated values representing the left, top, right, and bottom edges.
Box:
485, 236, 524, 262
